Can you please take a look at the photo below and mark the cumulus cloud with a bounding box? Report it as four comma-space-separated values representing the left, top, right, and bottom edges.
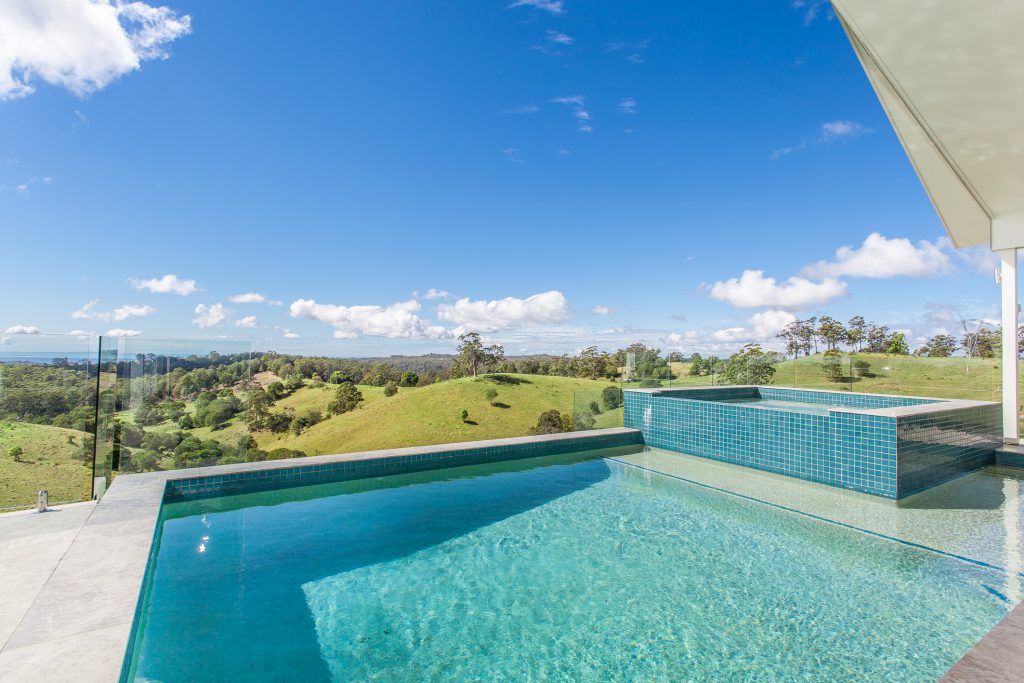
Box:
802, 233, 953, 279
0, 0, 191, 100
4, 324, 39, 334
130, 274, 199, 295
234, 316, 257, 328
416, 288, 451, 300
507, 0, 565, 15
192, 303, 228, 329
591, 305, 611, 315
948, 240, 1002, 274
229, 292, 266, 303
71, 300, 155, 322
708, 270, 847, 309
106, 328, 141, 337
749, 309, 797, 337
283, 330, 300, 339
65, 329, 96, 338
290, 299, 449, 339
436, 291, 571, 332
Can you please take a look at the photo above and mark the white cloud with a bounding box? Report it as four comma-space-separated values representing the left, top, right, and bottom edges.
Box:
65, 329, 97, 339
591, 305, 611, 315
229, 292, 266, 303
507, 0, 565, 15
234, 316, 257, 328
802, 233, 953, 279
618, 97, 636, 114
437, 290, 571, 332
71, 300, 155, 321
4, 324, 39, 334
502, 104, 539, 114
106, 328, 141, 337
192, 303, 228, 329
604, 39, 650, 63
130, 274, 199, 295
0, 0, 191, 100
418, 288, 451, 300
708, 270, 847, 309
820, 120, 871, 141
290, 299, 449, 339
749, 309, 797, 337
546, 30, 573, 45
949, 240, 1001, 274
551, 95, 592, 132
283, 330, 300, 339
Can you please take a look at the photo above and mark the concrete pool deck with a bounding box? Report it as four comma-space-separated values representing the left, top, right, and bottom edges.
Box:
3, 430, 1024, 681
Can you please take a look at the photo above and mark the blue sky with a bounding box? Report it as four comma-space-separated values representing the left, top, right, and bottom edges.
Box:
0, 0, 1003, 356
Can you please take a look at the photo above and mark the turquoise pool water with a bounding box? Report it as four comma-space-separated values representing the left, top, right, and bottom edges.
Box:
712, 396, 836, 414
127, 450, 1012, 681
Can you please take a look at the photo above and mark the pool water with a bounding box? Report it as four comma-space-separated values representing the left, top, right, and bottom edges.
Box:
713, 397, 837, 414
127, 450, 1012, 681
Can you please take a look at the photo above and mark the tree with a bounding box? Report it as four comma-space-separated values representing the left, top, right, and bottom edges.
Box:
528, 409, 572, 435
485, 387, 498, 404
399, 371, 419, 387
327, 382, 364, 415
804, 316, 819, 354
455, 332, 504, 378
9, 446, 23, 462
919, 334, 958, 358
589, 400, 601, 414
720, 344, 779, 385
666, 351, 684, 363
821, 349, 844, 383
886, 332, 910, 355
688, 353, 704, 376
865, 323, 891, 353
328, 371, 351, 385
816, 316, 846, 350
777, 321, 804, 357
247, 387, 272, 430
265, 381, 286, 401
846, 316, 866, 351
384, 381, 398, 397
601, 385, 623, 410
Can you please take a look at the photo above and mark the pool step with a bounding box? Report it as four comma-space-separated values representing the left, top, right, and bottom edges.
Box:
995, 444, 1024, 469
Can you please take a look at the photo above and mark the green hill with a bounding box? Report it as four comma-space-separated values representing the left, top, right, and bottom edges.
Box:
0, 421, 92, 509
255, 374, 622, 455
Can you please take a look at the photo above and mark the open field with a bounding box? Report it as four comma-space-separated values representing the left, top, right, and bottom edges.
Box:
256, 374, 622, 455
0, 421, 91, 509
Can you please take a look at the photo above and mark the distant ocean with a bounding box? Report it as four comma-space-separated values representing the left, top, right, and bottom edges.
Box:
0, 351, 93, 364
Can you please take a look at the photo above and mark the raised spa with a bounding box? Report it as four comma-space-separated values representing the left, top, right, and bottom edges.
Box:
624, 386, 1001, 499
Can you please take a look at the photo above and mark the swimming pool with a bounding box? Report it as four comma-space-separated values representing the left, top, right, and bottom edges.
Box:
124, 446, 1012, 681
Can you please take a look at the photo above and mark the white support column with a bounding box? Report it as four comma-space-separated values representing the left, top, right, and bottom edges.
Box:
1000, 248, 1019, 443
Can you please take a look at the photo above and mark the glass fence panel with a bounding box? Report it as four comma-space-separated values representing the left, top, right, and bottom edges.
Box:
113, 338, 253, 474
0, 333, 100, 510
573, 387, 623, 431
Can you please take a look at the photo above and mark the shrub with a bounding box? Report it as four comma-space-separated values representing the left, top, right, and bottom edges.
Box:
601, 385, 623, 410
384, 382, 398, 397
528, 409, 571, 435
589, 401, 601, 415
327, 382, 364, 415
485, 387, 498, 404
9, 446, 23, 462
461, 409, 469, 422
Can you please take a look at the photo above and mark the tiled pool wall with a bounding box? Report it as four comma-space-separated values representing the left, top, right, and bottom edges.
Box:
624, 387, 1000, 499
653, 386, 938, 410
162, 430, 645, 502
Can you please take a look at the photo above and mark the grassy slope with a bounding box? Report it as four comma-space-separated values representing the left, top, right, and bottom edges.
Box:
0, 421, 91, 509
255, 374, 621, 455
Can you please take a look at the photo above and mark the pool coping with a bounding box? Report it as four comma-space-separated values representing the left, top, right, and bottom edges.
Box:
0, 428, 640, 682
625, 384, 997, 418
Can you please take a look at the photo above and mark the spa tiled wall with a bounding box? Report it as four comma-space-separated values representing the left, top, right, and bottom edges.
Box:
624, 387, 1000, 499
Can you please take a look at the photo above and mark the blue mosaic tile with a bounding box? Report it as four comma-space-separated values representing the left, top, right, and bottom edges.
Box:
624, 387, 1000, 500
162, 431, 644, 502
